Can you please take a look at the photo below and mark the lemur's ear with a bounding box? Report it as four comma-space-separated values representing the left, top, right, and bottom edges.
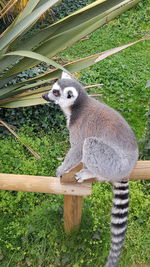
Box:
61, 71, 72, 80
67, 90, 74, 98
64, 87, 78, 99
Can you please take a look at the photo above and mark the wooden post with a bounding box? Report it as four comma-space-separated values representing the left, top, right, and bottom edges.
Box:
64, 195, 83, 234
61, 164, 84, 234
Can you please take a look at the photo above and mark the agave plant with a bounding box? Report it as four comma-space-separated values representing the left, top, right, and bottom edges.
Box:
0, 0, 55, 25
0, 0, 145, 109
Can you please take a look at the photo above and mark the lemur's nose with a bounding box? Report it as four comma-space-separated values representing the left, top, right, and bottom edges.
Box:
42, 93, 49, 102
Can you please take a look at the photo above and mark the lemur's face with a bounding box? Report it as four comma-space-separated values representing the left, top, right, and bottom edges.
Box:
42, 72, 79, 108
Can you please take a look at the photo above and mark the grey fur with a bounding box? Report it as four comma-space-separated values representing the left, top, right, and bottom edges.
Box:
55, 80, 138, 180
43, 73, 138, 267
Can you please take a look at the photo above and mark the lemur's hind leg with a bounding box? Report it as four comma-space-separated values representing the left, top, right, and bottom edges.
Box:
76, 137, 132, 183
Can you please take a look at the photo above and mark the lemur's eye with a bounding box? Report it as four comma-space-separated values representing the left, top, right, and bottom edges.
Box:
53, 89, 60, 97
67, 90, 73, 99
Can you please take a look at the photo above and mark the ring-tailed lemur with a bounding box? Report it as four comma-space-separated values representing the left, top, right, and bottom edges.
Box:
42, 72, 138, 267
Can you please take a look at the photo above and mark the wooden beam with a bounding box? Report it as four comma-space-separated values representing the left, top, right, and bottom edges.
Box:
61, 160, 150, 183
129, 160, 150, 180
0, 161, 150, 195
0, 173, 91, 196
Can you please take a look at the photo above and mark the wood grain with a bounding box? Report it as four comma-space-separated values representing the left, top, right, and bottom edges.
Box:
64, 195, 83, 234
0, 173, 91, 196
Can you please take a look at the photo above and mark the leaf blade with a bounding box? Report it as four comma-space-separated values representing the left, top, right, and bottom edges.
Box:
0, 0, 60, 50
3, 50, 69, 73
0, 36, 146, 104
0, 0, 142, 75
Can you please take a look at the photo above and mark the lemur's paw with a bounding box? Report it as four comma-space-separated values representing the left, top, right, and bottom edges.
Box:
75, 169, 95, 183
75, 169, 88, 183
75, 174, 85, 183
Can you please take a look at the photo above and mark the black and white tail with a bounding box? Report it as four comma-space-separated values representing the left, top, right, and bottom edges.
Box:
105, 180, 129, 267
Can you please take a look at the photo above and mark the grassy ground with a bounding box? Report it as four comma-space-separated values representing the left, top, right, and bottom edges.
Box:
0, 0, 150, 266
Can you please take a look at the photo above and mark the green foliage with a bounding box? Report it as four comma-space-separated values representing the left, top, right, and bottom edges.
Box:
0, 129, 68, 175
0, 129, 150, 266
53, 0, 95, 19
0, 104, 65, 136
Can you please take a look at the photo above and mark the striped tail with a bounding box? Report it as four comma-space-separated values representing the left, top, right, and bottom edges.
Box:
105, 180, 129, 267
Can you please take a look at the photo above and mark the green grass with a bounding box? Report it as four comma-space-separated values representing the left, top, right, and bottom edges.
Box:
0, 0, 150, 266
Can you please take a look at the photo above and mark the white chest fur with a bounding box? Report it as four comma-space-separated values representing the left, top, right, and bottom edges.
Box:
62, 106, 71, 126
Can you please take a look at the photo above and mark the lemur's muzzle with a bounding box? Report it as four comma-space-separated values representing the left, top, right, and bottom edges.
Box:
42, 93, 50, 102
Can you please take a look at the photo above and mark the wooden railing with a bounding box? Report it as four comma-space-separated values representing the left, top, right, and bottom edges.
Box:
0, 160, 150, 233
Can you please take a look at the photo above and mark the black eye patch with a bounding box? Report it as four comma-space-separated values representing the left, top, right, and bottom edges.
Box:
53, 89, 60, 97
67, 90, 73, 98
